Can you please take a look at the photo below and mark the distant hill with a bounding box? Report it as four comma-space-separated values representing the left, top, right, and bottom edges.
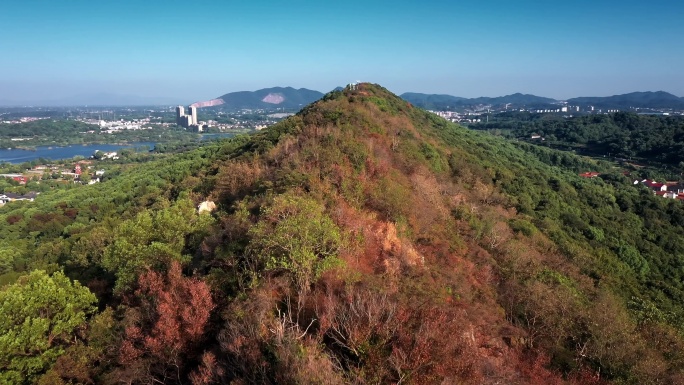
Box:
213, 87, 324, 110
469, 93, 557, 105
399, 93, 467, 110
567, 91, 684, 109
401, 92, 557, 109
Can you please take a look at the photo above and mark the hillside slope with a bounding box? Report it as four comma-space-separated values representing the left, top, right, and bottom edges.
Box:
3, 84, 684, 384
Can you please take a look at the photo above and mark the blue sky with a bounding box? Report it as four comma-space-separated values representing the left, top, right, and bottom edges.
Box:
1, 0, 683, 104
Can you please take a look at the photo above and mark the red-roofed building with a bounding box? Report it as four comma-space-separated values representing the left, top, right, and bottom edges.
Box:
579, 172, 600, 178
642, 180, 668, 192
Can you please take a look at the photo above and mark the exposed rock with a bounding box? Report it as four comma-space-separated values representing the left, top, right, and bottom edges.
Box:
198, 200, 217, 214
374, 221, 425, 268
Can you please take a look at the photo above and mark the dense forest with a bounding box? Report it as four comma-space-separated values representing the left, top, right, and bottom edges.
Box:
3, 84, 684, 384
471, 112, 684, 167
0, 119, 199, 148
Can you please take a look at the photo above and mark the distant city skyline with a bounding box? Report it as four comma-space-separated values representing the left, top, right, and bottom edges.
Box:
1, 0, 683, 105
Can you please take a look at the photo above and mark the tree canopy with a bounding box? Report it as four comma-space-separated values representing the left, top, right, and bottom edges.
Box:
0, 270, 96, 383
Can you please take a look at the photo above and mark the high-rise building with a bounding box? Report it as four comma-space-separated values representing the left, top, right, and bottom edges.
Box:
176, 105, 203, 130
189, 106, 198, 125
176, 106, 185, 126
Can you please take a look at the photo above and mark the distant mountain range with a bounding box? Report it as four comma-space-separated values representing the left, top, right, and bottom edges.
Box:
5, 88, 684, 110
197, 89, 560, 111
400, 92, 557, 110
401, 91, 684, 111
566, 91, 684, 110
399, 93, 468, 110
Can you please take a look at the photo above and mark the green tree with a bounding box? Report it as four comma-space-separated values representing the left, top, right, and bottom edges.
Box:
0, 243, 21, 274
79, 172, 92, 184
0, 270, 97, 384
248, 192, 343, 292
101, 198, 215, 292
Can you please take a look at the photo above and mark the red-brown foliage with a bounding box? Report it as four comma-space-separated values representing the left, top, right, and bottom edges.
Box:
117, 261, 214, 384
189, 352, 222, 385
5, 214, 22, 225
515, 352, 564, 385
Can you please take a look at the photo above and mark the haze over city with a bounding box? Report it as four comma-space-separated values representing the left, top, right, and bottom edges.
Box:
1, 0, 683, 104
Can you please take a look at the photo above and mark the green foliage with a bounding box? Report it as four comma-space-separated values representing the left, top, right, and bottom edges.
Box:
615, 242, 650, 277
4, 83, 684, 383
367, 173, 411, 222
0, 243, 21, 275
248, 192, 343, 290
367, 96, 396, 113
0, 270, 97, 383
508, 218, 537, 237
585, 225, 605, 241
419, 142, 447, 173
472, 111, 684, 166
537, 268, 582, 298
0, 119, 199, 148
101, 198, 215, 292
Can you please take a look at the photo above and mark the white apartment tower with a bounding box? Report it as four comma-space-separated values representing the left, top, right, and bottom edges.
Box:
176, 106, 185, 126
176, 105, 202, 131
189, 106, 198, 125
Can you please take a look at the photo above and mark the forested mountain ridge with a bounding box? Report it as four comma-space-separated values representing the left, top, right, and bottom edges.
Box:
3, 84, 684, 384
567, 91, 684, 109
401, 92, 557, 110
213, 87, 324, 110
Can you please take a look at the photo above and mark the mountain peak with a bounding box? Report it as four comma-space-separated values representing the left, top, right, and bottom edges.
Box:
212, 87, 325, 110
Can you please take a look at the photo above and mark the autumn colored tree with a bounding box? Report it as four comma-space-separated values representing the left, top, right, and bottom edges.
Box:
116, 261, 214, 384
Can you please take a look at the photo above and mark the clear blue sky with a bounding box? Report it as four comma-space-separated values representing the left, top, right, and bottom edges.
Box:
1, 0, 683, 104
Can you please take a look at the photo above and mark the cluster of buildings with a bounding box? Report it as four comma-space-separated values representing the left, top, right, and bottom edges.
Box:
0, 192, 38, 205
428, 110, 483, 123
92, 150, 119, 160
0, 162, 103, 206
428, 103, 684, 123
0, 117, 48, 124
579, 173, 684, 201
638, 179, 684, 200
534, 106, 581, 113
77, 117, 155, 133
1, 162, 105, 188
176, 106, 203, 132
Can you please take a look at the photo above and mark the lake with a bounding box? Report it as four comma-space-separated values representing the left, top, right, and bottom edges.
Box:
0, 142, 156, 164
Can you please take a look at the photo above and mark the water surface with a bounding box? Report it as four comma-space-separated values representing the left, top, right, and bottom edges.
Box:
0, 142, 156, 164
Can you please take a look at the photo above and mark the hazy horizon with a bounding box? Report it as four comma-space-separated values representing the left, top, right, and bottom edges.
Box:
2, 0, 683, 105
2, 88, 684, 108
